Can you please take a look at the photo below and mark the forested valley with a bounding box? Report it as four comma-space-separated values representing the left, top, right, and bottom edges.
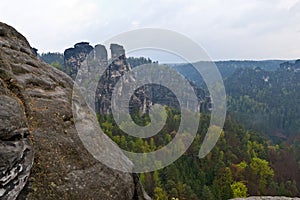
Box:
41, 53, 300, 199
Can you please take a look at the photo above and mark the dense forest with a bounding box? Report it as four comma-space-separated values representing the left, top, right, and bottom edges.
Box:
98, 109, 300, 200
41, 53, 300, 199
173, 60, 300, 140
226, 65, 300, 140
40, 53, 155, 72
40, 52, 64, 70
170, 60, 288, 86
127, 56, 157, 68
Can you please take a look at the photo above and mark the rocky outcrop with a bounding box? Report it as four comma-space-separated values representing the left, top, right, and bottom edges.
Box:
64, 42, 93, 79
0, 84, 34, 199
63, 42, 209, 115
279, 60, 300, 72
0, 22, 150, 200
232, 197, 300, 200
64, 42, 151, 115
94, 44, 108, 62
0, 23, 35, 200
110, 43, 125, 60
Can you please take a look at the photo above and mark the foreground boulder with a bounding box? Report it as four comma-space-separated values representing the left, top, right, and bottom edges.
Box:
233, 197, 300, 200
0, 73, 34, 199
0, 22, 150, 200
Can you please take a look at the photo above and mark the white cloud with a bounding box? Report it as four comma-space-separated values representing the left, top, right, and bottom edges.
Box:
0, 0, 299, 60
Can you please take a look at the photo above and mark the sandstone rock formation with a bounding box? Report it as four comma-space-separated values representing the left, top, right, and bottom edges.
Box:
0, 22, 150, 200
63, 42, 209, 116
232, 197, 300, 200
279, 60, 300, 72
64, 42, 151, 115
0, 76, 34, 199
64, 42, 93, 79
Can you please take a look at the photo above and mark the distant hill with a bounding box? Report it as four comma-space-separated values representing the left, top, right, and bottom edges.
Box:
0, 22, 149, 200
170, 59, 300, 140
40, 51, 299, 139
225, 61, 300, 140
170, 60, 289, 87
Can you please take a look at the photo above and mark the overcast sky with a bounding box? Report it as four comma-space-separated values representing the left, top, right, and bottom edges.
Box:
1, 0, 300, 61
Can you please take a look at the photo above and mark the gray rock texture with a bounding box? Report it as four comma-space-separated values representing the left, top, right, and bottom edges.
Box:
64, 42, 94, 79
0, 22, 150, 200
232, 197, 300, 200
64, 42, 151, 115
110, 43, 125, 60
0, 83, 34, 200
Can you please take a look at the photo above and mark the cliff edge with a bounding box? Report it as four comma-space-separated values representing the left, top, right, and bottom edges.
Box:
0, 22, 150, 200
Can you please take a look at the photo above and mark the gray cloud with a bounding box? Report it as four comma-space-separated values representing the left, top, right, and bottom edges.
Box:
0, 0, 299, 61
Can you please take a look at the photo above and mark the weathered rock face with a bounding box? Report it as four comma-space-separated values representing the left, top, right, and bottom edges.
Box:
0, 85, 34, 199
232, 197, 300, 200
64, 42, 151, 115
295, 59, 300, 69
94, 44, 108, 62
110, 43, 125, 60
64, 42, 93, 79
96, 43, 131, 114
0, 22, 150, 200
0, 23, 35, 200
279, 60, 300, 72
63, 42, 209, 115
